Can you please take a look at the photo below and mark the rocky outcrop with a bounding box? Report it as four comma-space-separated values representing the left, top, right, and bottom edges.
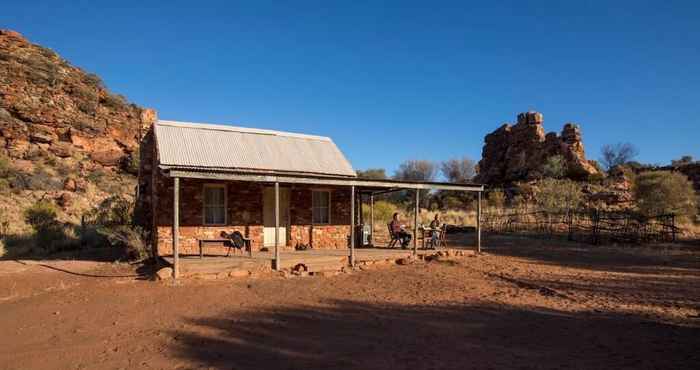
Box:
0, 29, 156, 230
476, 111, 601, 185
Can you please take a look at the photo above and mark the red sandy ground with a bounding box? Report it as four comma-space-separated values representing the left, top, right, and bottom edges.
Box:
0, 235, 699, 370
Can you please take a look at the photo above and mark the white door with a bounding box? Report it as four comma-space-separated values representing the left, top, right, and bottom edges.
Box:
263, 187, 290, 247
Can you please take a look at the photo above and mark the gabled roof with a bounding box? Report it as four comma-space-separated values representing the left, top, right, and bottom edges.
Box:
154, 120, 356, 177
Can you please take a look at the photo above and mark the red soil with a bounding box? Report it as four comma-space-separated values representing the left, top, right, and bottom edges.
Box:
1, 235, 699, 369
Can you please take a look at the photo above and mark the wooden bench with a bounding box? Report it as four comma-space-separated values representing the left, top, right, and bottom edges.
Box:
198, 239, 232, 259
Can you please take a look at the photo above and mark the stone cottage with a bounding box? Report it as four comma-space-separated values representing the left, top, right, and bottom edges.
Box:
137, 119, 483, 277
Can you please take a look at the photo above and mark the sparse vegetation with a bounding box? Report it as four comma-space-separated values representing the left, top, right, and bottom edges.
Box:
102, 92, 128, 109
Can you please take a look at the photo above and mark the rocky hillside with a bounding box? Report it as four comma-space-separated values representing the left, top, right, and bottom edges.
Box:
0, 29, 155, 233
476, 111, 601, 185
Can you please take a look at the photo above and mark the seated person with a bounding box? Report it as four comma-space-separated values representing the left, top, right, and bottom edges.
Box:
429, 214, 442, 247
390, 213, 412, 248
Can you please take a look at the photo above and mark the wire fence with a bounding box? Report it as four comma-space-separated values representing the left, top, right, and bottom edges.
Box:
482, 208, 681, 245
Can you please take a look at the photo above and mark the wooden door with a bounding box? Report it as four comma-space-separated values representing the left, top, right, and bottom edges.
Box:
263, 187, 290, 247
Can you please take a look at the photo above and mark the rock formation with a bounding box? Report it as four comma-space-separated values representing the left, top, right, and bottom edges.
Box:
0, 29, 156, 231
475, 111, 601, 185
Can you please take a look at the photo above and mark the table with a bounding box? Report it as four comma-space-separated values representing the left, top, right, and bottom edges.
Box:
419, 227, 440, 249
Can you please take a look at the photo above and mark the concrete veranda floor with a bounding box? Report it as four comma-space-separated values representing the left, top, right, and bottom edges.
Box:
162, 242, 478, 278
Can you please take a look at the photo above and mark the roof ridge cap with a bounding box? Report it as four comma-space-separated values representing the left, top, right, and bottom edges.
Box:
156, 120, 331, 142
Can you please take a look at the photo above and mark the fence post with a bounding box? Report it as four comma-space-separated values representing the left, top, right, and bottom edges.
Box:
592, 209, 600, 246
567, 209, 573, 241
671, 213, 677, 243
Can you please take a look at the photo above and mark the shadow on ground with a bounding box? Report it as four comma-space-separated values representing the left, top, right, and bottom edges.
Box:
170, 299, 700, 370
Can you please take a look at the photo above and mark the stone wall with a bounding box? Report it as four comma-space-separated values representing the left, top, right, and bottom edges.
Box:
151, 173, 353, 256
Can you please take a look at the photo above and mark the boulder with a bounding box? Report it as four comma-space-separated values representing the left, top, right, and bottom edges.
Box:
156, 267, 173, 280
49, 141, 74, 158
476, 112, 601, 185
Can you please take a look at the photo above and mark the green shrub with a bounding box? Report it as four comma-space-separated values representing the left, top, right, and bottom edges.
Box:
535, 179, 583, 214
24, 201, 67, 252
122, 148, 140, 175
541, 155, 567, 179
85, 195, 134, 226
362, 200, 398, 225
633, 171, 697, 220
24, 201, 58, 229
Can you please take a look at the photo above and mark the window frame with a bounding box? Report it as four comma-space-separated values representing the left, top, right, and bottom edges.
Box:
202, 183, 227, 226
311, 189, 332, 225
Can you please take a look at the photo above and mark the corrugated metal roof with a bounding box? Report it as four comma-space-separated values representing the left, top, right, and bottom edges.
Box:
154, 120, 356, 177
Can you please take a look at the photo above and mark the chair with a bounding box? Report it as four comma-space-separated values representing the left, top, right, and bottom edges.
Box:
224, 231, 253, 258
435, 224, 448, 248
387, 223, 400, 248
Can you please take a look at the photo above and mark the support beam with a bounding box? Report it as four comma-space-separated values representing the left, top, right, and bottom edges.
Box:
274, 182, 280, 270
413, 189, 419, 256
370, 194, 374, 246
167, 170, 484, 192
172, 177, 180, 280
350, 185, 356, 266
477, 191, 482, 253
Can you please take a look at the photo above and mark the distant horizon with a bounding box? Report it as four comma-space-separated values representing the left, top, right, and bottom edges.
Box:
2, 1, 698, 175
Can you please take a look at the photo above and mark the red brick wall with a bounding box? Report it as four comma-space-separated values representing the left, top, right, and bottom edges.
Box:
152, 174, 352, 256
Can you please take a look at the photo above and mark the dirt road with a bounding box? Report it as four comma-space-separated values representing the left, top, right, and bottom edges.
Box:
1, 236, 699, 369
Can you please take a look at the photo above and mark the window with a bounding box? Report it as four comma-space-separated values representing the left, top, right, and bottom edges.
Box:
203, 184, 226, 225
312, 190, 330, 224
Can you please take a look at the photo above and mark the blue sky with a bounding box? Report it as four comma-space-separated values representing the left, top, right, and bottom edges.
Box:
2, 1, 699, 176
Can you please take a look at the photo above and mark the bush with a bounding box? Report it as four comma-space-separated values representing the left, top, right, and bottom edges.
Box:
98, 225, 150, 261
541, 155, 567, 179
122, 148, 140, 175
85, 195, 134, 226
633, 171, 697, 220
24, 201, 67, 252
535, 179, 583, 214
102, 93, 128, 109
487, 189, 506, 209
362, 200, 398, 226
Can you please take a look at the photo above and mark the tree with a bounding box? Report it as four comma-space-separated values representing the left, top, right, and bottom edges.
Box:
440, 157, 476, 183
541, 155, 567, 179
394, 160, 437, 182
356, 168, 387, 179
633, 171, 697, 221
600, 142, 639, 170
671, 155, 695, 167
